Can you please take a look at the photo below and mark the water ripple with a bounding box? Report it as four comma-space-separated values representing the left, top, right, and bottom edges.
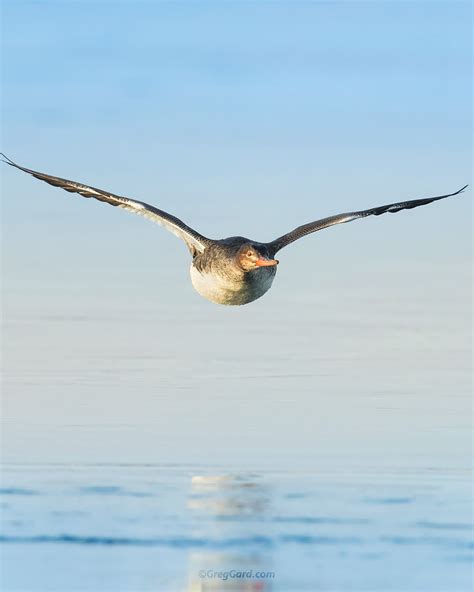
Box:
0, 534, 273, 549
0, 488, 40, 496
273, 515, 370, 525
415, 521, 473, 531
78, 486, 152, 497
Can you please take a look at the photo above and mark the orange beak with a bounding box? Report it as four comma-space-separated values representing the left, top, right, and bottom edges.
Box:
255, 258, 279, 267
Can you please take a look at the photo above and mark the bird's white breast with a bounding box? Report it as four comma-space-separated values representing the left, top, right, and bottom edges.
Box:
190, 265, 276, 305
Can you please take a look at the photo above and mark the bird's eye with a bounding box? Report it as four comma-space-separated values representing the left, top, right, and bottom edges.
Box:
246, 250, 253, 257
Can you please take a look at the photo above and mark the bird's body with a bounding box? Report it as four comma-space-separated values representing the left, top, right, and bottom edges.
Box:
1, 153, 467, 307
190, 238, 277, 305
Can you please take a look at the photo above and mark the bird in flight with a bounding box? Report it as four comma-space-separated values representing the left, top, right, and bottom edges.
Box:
1, 154, 467, 306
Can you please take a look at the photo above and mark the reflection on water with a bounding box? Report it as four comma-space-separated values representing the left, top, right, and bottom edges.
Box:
0, 463, 472, 591
187, 475, 274, 591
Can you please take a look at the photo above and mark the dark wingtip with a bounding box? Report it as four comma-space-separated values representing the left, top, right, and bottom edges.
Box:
451, 185, 469, 195
0, 153, 16, 166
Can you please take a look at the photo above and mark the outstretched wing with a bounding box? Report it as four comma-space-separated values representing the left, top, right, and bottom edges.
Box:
1, 154, 211, 254
267, 185, 468, 254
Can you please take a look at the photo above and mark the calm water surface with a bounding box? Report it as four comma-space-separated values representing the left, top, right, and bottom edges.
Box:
1, 461, 472, 591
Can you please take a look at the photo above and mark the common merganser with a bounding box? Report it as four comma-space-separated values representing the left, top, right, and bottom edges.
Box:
1, 154, 466, 306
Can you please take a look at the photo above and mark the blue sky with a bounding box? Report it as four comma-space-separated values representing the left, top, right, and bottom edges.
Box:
2, 1, 471, 464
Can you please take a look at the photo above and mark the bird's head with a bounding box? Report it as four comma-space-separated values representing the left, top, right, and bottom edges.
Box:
236, 243, 279, 272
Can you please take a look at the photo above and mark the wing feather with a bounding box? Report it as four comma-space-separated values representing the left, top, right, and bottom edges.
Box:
1, 154, 210, 254
268, 186, 468, 254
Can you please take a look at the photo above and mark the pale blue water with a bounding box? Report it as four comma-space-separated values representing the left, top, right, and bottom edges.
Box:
1, 461, 472, 591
